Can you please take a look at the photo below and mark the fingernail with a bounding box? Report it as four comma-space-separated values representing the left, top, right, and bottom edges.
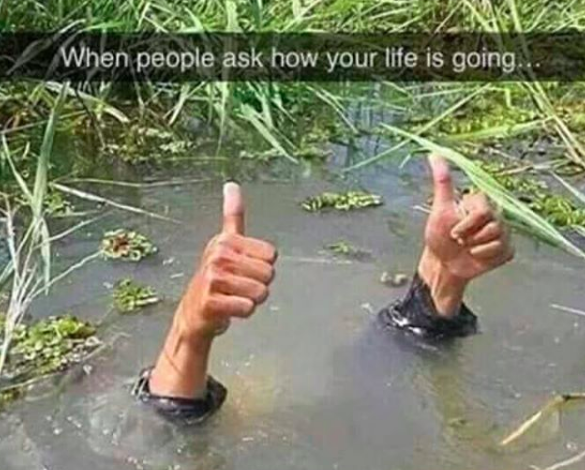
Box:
223, 181, 240, 198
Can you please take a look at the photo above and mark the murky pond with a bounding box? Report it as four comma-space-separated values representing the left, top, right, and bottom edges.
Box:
2, 129, 585, 470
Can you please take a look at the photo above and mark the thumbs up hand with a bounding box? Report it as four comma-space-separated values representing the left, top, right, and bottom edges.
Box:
178, 182, 277, 340
418, 155, 514, 317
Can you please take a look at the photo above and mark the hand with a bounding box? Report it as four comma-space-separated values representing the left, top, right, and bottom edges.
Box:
178, 182, 277, 340
150, 182, 277, 398
418, 154, 514, 316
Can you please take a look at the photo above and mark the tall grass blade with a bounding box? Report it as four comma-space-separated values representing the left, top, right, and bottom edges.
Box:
382, 124, 585, 259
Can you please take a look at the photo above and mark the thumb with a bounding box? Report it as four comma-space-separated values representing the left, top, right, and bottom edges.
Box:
222, 182, 245, 235
428, 153, 455, 207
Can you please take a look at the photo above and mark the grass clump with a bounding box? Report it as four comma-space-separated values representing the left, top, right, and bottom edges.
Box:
113, 279, 160, 313
100, 229, 157, 262
302, 191, 383, 212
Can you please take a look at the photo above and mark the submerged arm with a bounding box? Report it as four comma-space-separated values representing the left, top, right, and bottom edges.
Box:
133, 183, 277, 422
380, 155, 514, 339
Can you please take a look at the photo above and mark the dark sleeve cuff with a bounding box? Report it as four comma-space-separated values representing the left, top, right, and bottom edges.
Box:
131, 367, 227, 425
377, 272, 478, 340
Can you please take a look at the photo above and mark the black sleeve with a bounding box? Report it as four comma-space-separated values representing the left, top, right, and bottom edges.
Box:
377, 273, 478, 340
131, 366, 227, 425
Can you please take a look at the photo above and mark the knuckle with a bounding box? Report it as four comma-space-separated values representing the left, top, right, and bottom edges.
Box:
216, 232, 236, 248
477, 207, 492, 220
489, 221, 503, 236
204, 294, 223, 313
209, 245, 233, 266
204, 266, 225, 289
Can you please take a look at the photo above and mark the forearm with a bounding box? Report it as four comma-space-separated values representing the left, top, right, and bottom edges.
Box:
417, 247, 468, 318
149, 301, 213, 399
377, 249, 477, 339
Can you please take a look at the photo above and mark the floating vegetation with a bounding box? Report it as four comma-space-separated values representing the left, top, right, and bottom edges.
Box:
438, 98, 539, 138
113, 279, 160, 313
325, 241, 372, 261
380, 272, 410, 288
327, 241, 358, 256
0, 388, 21, 410
15, 190, 73, 216
478, 162, 585, 228
44, 191, 74, 216
100, 229, 157, 262
103, 124, 195, 164
0, 314, 100, 410
302, 191, 383, 212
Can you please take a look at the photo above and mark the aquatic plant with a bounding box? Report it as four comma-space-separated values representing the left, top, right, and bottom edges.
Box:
477, 162, 585, 229
100, 229, 157, 262
103, 123, 196, 164
326, 241, 359, 256
44, 191, 74, 216
302, 191, 383, 212
113, 278, 160, 313
0, 0, 584, 258
325, 241, 373, 262
0, 314, 100, 410
0, 86, 65, 375
0, 314, 99, 381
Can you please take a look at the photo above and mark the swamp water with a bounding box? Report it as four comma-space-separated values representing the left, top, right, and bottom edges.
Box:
2, 131, 585, 470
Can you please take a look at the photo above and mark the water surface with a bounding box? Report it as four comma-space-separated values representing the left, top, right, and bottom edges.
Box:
2, 129, 585, 470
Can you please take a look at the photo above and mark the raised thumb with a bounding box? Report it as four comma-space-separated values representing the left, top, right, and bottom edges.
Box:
428, 153, 455, 207
222, 182, 245, 235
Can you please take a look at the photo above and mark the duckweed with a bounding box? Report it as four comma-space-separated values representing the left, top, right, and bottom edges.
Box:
100, 229, 157, 262
479, 162, 585, 228
113, 279, 160, 313
0, 314, 100, 410
326, 241, 359, 256
302, 191, 383, 212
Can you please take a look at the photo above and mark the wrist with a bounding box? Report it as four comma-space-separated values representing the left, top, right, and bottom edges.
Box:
418, 247, 468, 318
149, 302, 215, 399
150, 324, 213, 398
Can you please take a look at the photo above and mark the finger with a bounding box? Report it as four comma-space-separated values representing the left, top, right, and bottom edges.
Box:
428, 153, 455, 207
222, 182, 245, 235
216, 233, 277, 263
468, 239, 506, 259
209, 294, 255, 318
465, 221, 504, 246
213, 273, 269, 305
229, 255, 275, 284
451, 198, 494, 240
461, 192, 491, 213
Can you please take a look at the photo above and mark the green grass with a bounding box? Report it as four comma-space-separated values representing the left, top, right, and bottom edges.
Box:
1, 0, 585, 260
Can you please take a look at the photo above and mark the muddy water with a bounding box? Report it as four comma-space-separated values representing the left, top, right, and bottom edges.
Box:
2, 151, 585, 470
